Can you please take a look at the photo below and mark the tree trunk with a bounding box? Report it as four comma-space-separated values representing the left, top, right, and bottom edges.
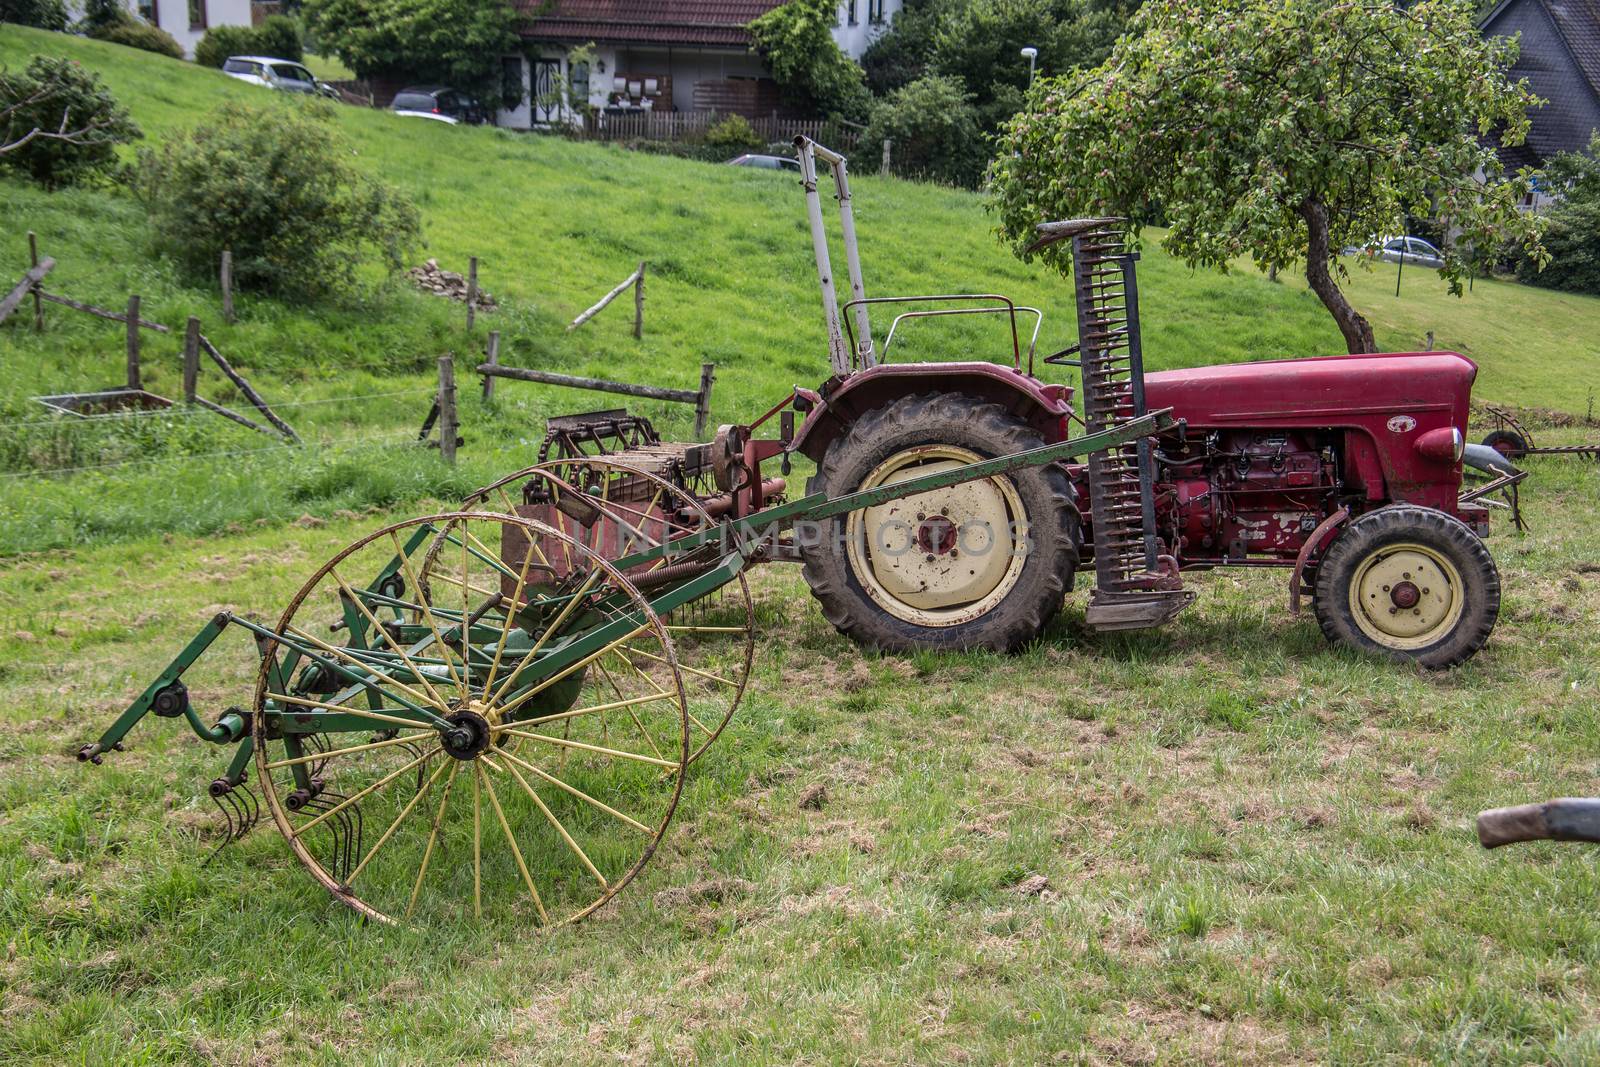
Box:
1300, 199, 1376, 354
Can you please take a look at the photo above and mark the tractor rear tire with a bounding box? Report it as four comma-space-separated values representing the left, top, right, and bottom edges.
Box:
1313, 504, 1499, 669
800, 393, 1080, 653
1482, 429, 1528, 458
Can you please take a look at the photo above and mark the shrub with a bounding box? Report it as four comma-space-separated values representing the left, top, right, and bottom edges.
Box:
862, 74, 986, 187
1519, 135, 1600, 296
87, 12, 185, 59
747, 0, 871, 121
137, 101, 420, 300
0, 55, 141, 188
195, 16, 303, 68
0, 0, 70, 31
705, 114, 763, 153
193, 25, 259, 68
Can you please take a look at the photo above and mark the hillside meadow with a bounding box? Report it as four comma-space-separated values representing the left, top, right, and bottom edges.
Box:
2, 25, 1600, 1065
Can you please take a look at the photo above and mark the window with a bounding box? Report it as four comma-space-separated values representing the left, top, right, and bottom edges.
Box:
569, 60, 590, 105
137, 0, 158, 23
501, 57, 525, 108
868, 0, 884, 24
846, 0, 857, 26
187, 0, 205, 30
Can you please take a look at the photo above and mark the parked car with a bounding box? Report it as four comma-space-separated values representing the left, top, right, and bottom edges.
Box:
1343, 235, 1445, 269
220, 56, 336, 98
727, 154, 802, 173
391, 87, 488, 126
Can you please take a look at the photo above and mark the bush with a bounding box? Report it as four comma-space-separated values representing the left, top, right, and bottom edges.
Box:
87, 12, 185, 59
0, 55, 141, 188
195, 16, 303, 68
0, 0, 70, 31
747, 0, 871, 121
137, 101, 420, 300
193, 25, 258, 68
1518, 135, 1600, 296
705, 114, 763, 153
862, 74, 986, 187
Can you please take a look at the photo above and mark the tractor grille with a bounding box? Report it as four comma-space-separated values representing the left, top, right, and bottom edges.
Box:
1070, 223, 1158, 594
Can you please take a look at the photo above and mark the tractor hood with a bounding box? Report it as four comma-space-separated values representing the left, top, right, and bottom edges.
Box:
1144, 352, 1477, 431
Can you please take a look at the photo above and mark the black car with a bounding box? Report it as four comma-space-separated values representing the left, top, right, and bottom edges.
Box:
391, 86, 489, 126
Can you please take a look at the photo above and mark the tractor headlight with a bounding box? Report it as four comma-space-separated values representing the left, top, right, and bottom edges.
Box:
1415, 426, 1464, 463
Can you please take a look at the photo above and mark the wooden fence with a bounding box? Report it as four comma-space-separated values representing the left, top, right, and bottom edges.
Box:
582, 111, 859, 151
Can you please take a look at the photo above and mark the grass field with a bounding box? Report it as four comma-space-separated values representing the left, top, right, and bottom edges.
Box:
4, 26, 1600, 1065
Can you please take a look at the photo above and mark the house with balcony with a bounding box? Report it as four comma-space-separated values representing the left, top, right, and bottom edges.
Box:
1480, 0, 1600, 209
498, 0, 900, 129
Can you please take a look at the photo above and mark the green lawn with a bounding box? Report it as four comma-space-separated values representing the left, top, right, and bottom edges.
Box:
3, 26, 1600, 1065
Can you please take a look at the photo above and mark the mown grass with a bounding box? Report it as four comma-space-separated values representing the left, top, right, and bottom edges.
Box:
1, 448, 1598, 1063
3, 27, 1600, 1064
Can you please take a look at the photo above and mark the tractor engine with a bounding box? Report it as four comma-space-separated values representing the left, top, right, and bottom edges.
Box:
1157, 430, 1339, 565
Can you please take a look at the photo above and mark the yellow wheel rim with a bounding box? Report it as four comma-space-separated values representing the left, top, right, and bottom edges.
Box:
1347, 541, 1464, 651
844, 445, 1029, 628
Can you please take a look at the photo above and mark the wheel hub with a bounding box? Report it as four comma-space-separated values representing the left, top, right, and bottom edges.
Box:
1348, 543, 1464, 650
441, 708, 492, 760
845, 447, 1029, 625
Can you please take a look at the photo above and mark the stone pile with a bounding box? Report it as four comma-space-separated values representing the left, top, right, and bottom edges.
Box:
406, 259, 498, 308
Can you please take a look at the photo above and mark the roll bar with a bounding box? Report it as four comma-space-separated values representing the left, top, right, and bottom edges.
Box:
795, 136, 874, 375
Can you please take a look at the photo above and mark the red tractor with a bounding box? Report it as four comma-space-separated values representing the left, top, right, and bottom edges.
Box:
757, 141, 1500, 669
531, 140, 1503, 669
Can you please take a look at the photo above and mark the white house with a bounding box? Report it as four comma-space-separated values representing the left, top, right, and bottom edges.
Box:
500, 0, 900, 129
113, 0, 256, 59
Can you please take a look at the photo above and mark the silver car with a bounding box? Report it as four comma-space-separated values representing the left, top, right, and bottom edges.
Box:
1346, 236, 1445, 269
221, 56, 335, 98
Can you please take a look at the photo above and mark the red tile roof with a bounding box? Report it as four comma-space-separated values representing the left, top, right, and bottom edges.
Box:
515, 0, 786, 48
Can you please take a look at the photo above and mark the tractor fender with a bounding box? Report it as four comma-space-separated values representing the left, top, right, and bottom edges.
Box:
1288, 506, 1350, 616
788, 362, 1073, 464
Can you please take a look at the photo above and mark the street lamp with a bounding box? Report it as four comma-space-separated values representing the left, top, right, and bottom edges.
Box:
1020, 46, 1038, 85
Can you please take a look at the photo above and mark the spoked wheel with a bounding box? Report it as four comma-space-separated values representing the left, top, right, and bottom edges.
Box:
253, 512, 690, 926
460, 458, 755, 765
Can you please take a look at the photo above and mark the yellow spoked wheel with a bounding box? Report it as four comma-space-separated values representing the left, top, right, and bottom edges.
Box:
252, 512, 690, 926
1346, 542, 1465, 651
460, 458, 755, 765
1313, 504, 1500, 670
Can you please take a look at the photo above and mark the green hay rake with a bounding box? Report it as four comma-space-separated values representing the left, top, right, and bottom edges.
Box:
80, 407, 1173, 925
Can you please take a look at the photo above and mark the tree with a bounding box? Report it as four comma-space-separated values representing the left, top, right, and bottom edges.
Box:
1518, 135, 1600, 295
0, 56, 141, 188
989, 0, 1544, 354
303, 0, 520, 104
747, 0, 871, 121
862, 74, 986, 186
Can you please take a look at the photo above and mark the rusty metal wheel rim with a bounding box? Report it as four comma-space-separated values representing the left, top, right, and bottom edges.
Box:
252, 511, 690, 927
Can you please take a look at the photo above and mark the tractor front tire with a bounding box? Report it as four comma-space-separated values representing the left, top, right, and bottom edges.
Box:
800, 393, 1080, 653
1313, 504, 1499, 669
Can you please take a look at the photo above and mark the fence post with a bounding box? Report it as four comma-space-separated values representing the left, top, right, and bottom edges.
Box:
466, 256, 478, 332
220, 249, 234, 324
125, 294, 142, 390
881, 138, 891, 177
1424, 330, 1435, 352
633, 261, 646, 340
438, 354, 457, 465
694, 362, 716, 440
27, 231, 42, 331
482, 330, 500, 402
182, 316, 201, 402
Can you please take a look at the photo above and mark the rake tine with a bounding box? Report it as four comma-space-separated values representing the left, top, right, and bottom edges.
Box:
202, 790, 238, 867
